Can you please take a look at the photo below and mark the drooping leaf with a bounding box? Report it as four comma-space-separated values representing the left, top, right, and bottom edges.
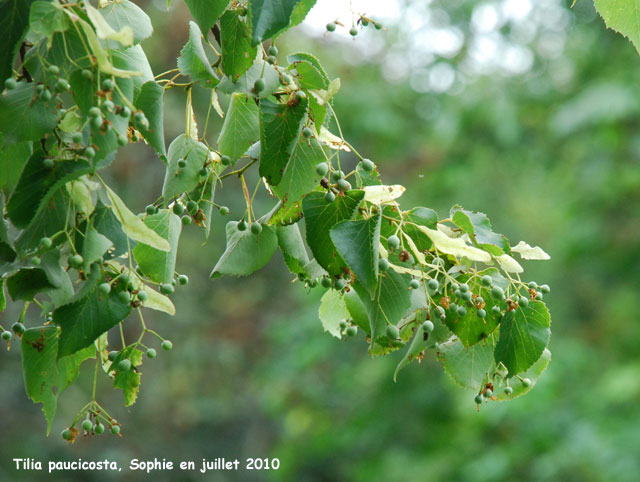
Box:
302, 190, 364, 275
54, 265, 132, 358
217, 93, 259, 163
273, 138, 325, 205
101, 0, 153, 46
110, 346, 143, 406
89, 200, 129, 259
248, 0, 301, 45
210, 221, 278, 278
318, 289, 349, 339
81, 226, 112, 273
494, 301, 551, 376
259, 97, 308, 186
220, 9, 257, 80
437, 335, 495, 391
22, 326, 94, 434
184, 0, 229, 33
133, 209, 181, 284
511, 241, 551, 260
178, 21, 218, 87
134, 81, 166, 156
394, 324, 429, 382
6, 268, 55, 301
416, 225, 491, 263
291, 60, 328, 90
104, 185, 170, 252
401, 207, 438, 251
493, 348, 551, 401
0, 0, 35, 83
330, 214, 381, 296
276, 223, 309, 275
162, 134, 209, 200
0, 82, 58, 146
450, 206, 509, 255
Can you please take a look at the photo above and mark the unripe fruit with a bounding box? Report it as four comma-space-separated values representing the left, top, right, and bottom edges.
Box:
504, 386, 513, 396
457, 306, 467, 317
146, 348, 157, 359
336, 179, 350, 191
145, 204, 156, 215
485, 388, 493, 398
461, 291, 472, 302
324, 191, 335, 203
89, 107, 101, 118
267, 55, 276, 64
81, 69, 92, 79
199, 167, 208, 176
4, 78, 17, 90
43, 158, 54, 169
528, 281, 538, 289
268, 45, 278, 56
326, 22, 336, 32
477, 308, 486, 318
178, 274, 189, 285
387, 235, 400, 249
137, 290, 148, 302
173, 203, 184, 215
55, 78, 70, 92
237, 220, 247, 231
72, 132, 83, 144
117, 134, 127, 146
321, 277, 332, 288
481, 275, 492, 286
339, 320, 348, 330
118, 359, 131, 372
219, 206, 229, 215
349, 27, 358, 36
161, 340, 173, 351
332, 278, 345, 291
409, 279, 420, 290
31, 256, 41, 266
94, 422, 105, 435
84, 147, 96, 159
99, 284, 112, 297
361, 19, 370, 27
378, 258, 389, 272
40, 89, 52, 101
181, 216, 192, 226
133, 112, 149, 130
474, 394, 484, 405
178, 159, 187, 168
459, 283, 469, 293
540, 284, 551, 294
69, 254, 83, 268
492, 305, 501, 315
2, 331, 12, 341
251, 222, 263, 235
491, 286, 505, 299
101, 78, 114, 91
111, 425, 120, 435
160, 283, 174, 295
48, 65, 60, 75
108, 351, 118, 361
254, 78, 265, 92
535, 292, 543, 300
360, 159, 375, 171
427, 279, 439, 291
221, 155, 231, 166
385, 324, 399, 339
82, 420, 93, 432
422, 320, 434, 333
186, 200, 198, 214
522, 378, 532, 387
331, 170, 344, 181
346, 326, 357, 337
61, 429, 72, 440
519, 296, 529, 307
119, 106, 131, 118
117, 290, 130, 304
302, 127, 313, 138
315, 162, 329, 176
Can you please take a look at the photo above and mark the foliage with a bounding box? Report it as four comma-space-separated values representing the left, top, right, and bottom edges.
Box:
0, 0, 561, 440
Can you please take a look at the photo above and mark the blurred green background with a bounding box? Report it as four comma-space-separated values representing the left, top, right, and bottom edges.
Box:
2, 0, 640, 480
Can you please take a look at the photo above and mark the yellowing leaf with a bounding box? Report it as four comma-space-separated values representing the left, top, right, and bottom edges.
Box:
85, 3, 134, 47
415, 225, 491, 262
318, 127, 350, 151
512, 241, 551, 260
363, 184, 406, 205
496, 254, 524, 273
318, 289, 348, 338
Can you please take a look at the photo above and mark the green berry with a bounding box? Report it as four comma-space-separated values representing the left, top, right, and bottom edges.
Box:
457, 306, 467, 317
361, 19, 370, 27
474, 394, 484, 405
251, 222, 263, 235
94, 422, 105, 435
161, 340, 173, 351
108, 351, 118, 361
339, 320, 348, 330
492, 305, 501, 315
134, 112, 149, 130
81, 69, 92, 79
326, 22, 336, 32
422, 320, 434, 333
221, 155, 232, 166
491, 286, 505, 299
178, 159, 187, 168
237, 220, 247, 231
427, 279, 439, 291
485, 388, 493, 398
267, 55, 276, 64
321, 277, 332, 288
459, 283, 469, 293
160, 283, 174, 295
82, 420, 93, 432
349, 27, 358, 36
449, 302, 458, 313
43, 158, 54, 169
360, 159, 375, 171
522, 378, 532, 387
528, 281, 538, 289
461, 291, 472, 302
4, 78, 17, 90
178, 274, 189, 285
89, 107, 101, 118
385, 324, 399, 339
331, 170, 344, 181
295, 91, 307, 102
102, 100, 114, 112
535, 292, 543, 300
137, 290, 148, 302
69, 254, 83, 268
48, 65, 60, 75
451, 282, 460, 291
84, 147, 96, 159
145, 204, 156, 215
2, 331, 12, 341
324, 191, 335, 203
345, 326, 357, 337
119, 106, 131, 118
72, 132, 83, 144
316, 162, 329, 176
186, 200, 198, 214
540, 284, 551, 294
481, 275, 492, 286
101, 78, 114, 91
110, 425, 120, 435
219, 206, 229, 215
55, 78, 70, 92
504, 386, 513, 396
146, 348, 156, 359
61, 429, 72, 440
302, 127, 313, 138
378, 258, 389, 272
476, 296, 485, 305
254, 78, 265, 92
118, 359, 131, 372
268, 45, 278, 56
199, 167, 208, 176
173, 203, 184, 215
477, 308, 486, 318
519, 296, 529, 307
387, 235, 400, 249
30, 256, 41, 266
334, 278, 346, 291
336, 179, 350, 191
12, 322, 25, 335
454, 289, 461, 298
181, 215, 192, 226
375, 22, 383, 30
409, 279, 420, 290
117, 290, 130, 304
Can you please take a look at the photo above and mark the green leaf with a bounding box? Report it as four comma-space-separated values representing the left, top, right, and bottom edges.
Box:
111, 346, 143, 406
276, 223, 309, 275
54, 265, 132, 358
81, 226, 113, 272
0, 82, 59, 145
248, 0, 301, 45
88, 200, 129, 259
217, 93, 259, 163
40, 249, 74, 306
266, 199, 304, 226
353, 270, 411, 351
210, 221, 278, 278
494, 301, 551, 376
6, 152, 91, 228
14, 190, 68, 254
437, 335, 495, 391
105, 185, 170, 252
273, 138, 325, 205
330, 214, 381, 296
184, 0, 229, 33
217, 60, 280, 98
292, 60, 328, 90
22, 326, 94, 434
289, 1, 317, 28
444, 286, 501, 347
302, 190, 364, 275
0, 141, 32, 197
594, 0, 640, 54
101, 0, 153, 46
134, 81, 166, 156
287, 52, 330, 84
493, 348, 551, 401
394, 325, 429, 382
259, 97, 308, 186
344, 288, 369, 334
220, 9, 257, 80
0, 279, 5, 311
178, 21, 218, 87
318, 289, 349, 338
6, 268, 55, 301
401, 207, 438, 251
133, 209, 181, 284
0, 0, 35, 83
450, 206, 509, 255
162, 134, 209, 200
112, 44, 154, 97
29, 1, 69, 47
